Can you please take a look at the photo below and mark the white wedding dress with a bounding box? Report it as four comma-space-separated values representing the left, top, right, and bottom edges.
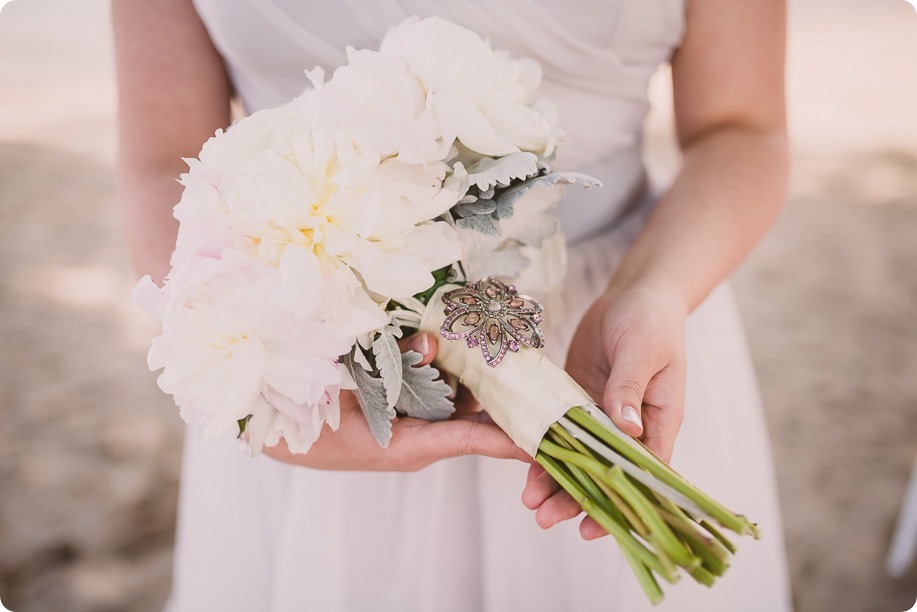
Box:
167, 2, 793, 610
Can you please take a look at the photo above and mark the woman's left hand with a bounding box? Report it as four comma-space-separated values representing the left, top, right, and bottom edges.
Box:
521, 281, 688, 539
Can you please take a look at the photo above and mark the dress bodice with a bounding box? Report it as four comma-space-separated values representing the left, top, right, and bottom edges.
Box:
192, 0, 685, 242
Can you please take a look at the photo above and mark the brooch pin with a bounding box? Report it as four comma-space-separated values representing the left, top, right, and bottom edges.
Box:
439, 277, 545, 367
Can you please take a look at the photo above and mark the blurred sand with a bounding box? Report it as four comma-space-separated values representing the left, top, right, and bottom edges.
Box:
1, 1, 915, 611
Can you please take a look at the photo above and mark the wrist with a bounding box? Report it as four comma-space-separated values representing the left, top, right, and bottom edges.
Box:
601, 273, 690, 316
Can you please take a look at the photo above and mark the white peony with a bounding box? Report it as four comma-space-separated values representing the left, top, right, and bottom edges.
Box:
172, 101, 463, 315
138, 259, 352, 454
379, 16, 561, 158
301, 50, 448, 165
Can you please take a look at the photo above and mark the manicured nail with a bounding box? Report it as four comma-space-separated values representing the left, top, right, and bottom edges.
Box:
412, 333, 430, 356
621, 405, 642, 428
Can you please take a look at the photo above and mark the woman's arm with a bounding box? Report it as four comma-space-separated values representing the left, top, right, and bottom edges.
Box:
113, 0, 232, 283
522, 0, 788, 534
612, 0, 789, 310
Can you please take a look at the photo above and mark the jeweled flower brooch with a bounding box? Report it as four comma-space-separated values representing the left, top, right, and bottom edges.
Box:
439, 277, 545, 367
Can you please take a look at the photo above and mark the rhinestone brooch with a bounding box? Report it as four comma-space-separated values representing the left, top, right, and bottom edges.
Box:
439, 277, 545, 367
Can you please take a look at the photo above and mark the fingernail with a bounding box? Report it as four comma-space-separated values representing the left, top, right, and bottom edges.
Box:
621, 405, 642, 428
412, 333, 430, 356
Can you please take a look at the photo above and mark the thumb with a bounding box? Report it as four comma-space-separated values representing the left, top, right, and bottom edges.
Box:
602, 354, 652, 438
396, 331, 437, 366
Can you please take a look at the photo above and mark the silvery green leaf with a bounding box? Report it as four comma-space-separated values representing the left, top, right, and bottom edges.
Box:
456, 214, 502, 237
372, 326, 402, 410
352, 345, 373, 371
494, 172, 602, 212
454, 199, 497, 218
478, 187, 496, 200
396, 351, 455, 421
494, 197, 516, 220
466, 152, 540, 191
342, 355, 394, 448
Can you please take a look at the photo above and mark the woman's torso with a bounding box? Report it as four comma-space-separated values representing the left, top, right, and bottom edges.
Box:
192, 0, 685, 242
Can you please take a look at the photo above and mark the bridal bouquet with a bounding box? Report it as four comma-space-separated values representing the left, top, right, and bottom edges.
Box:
136, 16, 759, 603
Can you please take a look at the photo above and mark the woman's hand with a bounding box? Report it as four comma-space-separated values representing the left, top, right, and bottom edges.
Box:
262, 332, 529, 471
521, 0, 787, 542
521, 282, 688, 539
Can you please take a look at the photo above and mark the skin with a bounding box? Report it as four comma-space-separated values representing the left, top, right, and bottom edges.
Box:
113, 0, 787, 538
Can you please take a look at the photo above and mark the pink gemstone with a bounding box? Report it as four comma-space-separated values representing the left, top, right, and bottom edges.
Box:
463, 312, 481, 325
488, 323, 500, 343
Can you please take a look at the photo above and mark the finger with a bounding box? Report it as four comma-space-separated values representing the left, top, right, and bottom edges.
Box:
639, 402, 684, 464
453, 410, 494, 424
602, 351, 653, 438
526, 463, 545, 485
579, 515, 609, 540
417, 419, 530, 463
521, 465, 561, 509
534, 489, 582, 529
396, 332, 437, 366
637, 366, 685, 463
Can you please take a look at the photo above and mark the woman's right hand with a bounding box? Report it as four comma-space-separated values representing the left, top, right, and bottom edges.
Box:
261, 332, 530, 471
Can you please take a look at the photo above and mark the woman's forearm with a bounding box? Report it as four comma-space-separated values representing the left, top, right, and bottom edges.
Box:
119, 166, 184, 283
607, 124, 789, 311
113, 0, 232, 283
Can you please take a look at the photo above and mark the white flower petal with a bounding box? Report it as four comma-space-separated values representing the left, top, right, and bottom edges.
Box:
432, 91, 519, 157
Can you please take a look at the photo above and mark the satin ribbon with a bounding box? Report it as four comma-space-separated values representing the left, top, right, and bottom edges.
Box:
420, 285, 595, 457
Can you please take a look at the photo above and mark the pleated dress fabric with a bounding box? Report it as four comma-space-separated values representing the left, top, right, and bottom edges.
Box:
165, 2, 793, 610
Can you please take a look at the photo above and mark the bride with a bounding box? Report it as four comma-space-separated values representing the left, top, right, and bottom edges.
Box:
113, 1, 793, 610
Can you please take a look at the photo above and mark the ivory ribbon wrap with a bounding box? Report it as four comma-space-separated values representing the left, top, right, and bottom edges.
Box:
420, 285, 595, 457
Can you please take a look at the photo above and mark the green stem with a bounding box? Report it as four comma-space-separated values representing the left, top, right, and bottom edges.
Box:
568, 407, 758, 537
687, 564, 718, 588
621, 548, 665, 606
604, 466, 700, 571
564, 458, 666, 598
535, 452, 678, 584
700, 520, 739, 555
652, 494, 732, 568
593, 475, 650, 539
540, 440, 698, 571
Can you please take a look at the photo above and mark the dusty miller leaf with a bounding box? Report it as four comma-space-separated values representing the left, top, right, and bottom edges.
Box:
342, 355, 395, 448
454, 199, 497, 218
466, 152, 540, 191
352, 345, 373, 371
456, 214, 502, 237
372, 326, 402, 410
396, 351, 455, 421
494, 172, 603, 212
454, 171, 599, 239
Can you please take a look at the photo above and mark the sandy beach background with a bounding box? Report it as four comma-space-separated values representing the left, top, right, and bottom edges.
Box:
1, 1, 915, 610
